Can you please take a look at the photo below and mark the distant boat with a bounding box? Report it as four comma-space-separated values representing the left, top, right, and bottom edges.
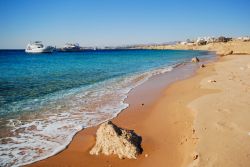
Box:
61, 43, 81, 52
25, 41, 54, 53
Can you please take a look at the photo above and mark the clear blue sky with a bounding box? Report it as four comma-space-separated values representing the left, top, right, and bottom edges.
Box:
0, 0, 250, 49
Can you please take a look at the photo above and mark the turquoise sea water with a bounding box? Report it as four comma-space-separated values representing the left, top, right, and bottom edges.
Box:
0, 49, 214, 166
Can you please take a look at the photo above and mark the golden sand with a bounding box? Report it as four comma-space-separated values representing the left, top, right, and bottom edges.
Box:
28, 42, 250, 167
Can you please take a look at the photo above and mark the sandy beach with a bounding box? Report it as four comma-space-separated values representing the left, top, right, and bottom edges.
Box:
189, 54, 250, 167
27, 45, 250, 167
1, 1, 250, 166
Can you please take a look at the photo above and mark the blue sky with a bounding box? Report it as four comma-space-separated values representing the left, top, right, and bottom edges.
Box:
0, 0, 250, 49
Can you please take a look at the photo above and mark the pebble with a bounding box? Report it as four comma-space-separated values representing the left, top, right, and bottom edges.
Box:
208, 80, 216, 83
200, 64, 205, 68
193, 154, 199, 160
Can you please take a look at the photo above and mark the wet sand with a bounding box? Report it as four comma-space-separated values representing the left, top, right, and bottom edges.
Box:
28, 54, 250, 167
27, 60, 206, 167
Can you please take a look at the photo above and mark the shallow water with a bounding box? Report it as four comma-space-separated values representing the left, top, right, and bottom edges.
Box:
0, 49, 214, 166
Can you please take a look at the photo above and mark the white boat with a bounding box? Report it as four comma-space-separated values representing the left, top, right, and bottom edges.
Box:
25, 41, 54, 53
61, 43, 80, 52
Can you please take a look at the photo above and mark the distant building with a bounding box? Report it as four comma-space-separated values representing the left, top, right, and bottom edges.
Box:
206, 37, 217, 43
196, 37, 207, 45
217, 36, 232, 42
237, 36, 250, 42
180, 41, 187, 45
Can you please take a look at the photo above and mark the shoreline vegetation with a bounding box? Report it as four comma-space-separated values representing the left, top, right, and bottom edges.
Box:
27, 39, 250, 167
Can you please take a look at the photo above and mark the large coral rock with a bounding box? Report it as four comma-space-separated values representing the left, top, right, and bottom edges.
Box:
191, 57, 200, 63
89, 121, 142, 159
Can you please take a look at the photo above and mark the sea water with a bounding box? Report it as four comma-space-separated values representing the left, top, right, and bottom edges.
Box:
0, 49, 214, 166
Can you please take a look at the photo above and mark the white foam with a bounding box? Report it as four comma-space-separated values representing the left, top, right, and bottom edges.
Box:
0, 65, 174, 167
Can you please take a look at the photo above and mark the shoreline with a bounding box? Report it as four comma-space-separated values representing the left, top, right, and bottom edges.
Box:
27, 53, 216, 167
0, 50, 213, 167
28, 52, 250, 167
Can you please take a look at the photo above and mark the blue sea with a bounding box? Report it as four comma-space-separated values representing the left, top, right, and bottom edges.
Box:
0, 49, 214, 166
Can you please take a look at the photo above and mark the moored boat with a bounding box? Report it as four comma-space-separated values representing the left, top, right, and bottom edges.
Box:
25, 41, 54, 53
61, 43, 81, 52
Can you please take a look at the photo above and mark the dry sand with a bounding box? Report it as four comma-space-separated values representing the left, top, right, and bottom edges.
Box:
188, 55, 250, 167
28, 53, 250, 167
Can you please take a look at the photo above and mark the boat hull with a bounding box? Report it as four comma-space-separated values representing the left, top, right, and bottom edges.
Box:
60, 48, 81, 52
25, 47, 54, 53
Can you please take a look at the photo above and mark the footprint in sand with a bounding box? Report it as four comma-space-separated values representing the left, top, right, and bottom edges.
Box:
216, 121, 234, 131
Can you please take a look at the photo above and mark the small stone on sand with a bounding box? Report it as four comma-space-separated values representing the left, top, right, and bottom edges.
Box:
193, 154, 199, 160
208, 80, 216, 83
200, 64, 205, 68
191, 57, 200, 63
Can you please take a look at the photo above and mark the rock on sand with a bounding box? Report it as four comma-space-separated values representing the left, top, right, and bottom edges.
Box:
191, 57, 200, 63
200, 64, 206, 68
90, 121, 142, 159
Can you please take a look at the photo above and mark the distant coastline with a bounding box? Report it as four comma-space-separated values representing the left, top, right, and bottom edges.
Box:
2, 36, 250, 53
